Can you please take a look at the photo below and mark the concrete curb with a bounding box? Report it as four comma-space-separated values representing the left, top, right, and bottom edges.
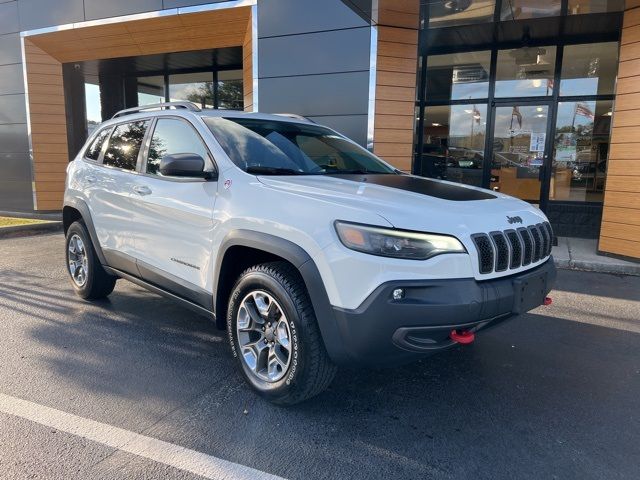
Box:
0, 222, 63, 239
554, 259, 640, 277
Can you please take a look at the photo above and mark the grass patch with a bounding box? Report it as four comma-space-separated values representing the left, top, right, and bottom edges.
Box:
0, 216, 48, 228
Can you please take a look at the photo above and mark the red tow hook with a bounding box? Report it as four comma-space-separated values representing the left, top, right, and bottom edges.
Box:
544, 296, 553, 306
450, 329, 475, 345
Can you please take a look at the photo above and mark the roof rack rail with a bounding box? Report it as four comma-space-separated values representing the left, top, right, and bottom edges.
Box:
273, 113, 316, 123
112, 101, 201, 119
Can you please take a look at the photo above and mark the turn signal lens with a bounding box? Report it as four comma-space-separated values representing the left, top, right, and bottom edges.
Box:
334, 221, 466, 260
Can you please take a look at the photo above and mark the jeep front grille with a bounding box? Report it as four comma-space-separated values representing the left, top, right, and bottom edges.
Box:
471, 222, 553, 274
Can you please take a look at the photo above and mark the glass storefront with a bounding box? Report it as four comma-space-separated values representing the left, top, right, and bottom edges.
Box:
169, 72, 215, 108
415, 1, 622, 235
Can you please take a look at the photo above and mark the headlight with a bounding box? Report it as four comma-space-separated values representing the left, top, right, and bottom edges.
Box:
334, 221, 466, 260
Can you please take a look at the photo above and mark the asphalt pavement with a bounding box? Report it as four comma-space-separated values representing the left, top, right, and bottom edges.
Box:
1, 233, 639, 479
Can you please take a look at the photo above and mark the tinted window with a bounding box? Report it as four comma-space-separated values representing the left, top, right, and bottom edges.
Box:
204, 117, 395, 175
103, 121, 149, 171
560, 42, 619, 97
84, 128, 110, 161
495, 46, 556, 98
426, 51, 491, 102
147, 118, 210, 175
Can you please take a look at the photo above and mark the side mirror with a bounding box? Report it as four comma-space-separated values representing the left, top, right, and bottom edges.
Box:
159, 153, 210, 178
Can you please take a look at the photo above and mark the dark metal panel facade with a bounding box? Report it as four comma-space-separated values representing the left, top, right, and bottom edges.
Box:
0, 33, 20, 64
257, 0, 367, 38
0, 2, 31, 210
258, 27, 370, 78
306, 114, 368, 146
0, 1, 19, 34
84, 0, 163, 21
17, 0, 83, 31
0, 94, 26, 124
257, 0, 371, 147
0, 155, 32, 225
259, 71, 369, 117
0, 124, 28, 152
0, 63, 24, 94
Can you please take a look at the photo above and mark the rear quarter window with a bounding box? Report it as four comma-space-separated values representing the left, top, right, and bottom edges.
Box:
84, 128, 110, 161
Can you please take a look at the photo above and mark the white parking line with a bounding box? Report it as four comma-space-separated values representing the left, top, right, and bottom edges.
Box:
0, 393, 285, 480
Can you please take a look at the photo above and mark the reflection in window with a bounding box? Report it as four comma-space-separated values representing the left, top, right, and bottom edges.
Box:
568, 0, 624, 14
169, 72, 214, 108
560, 43, 618, 97
428, 0, 496, 28
103, 121, 149, 171
495, 46, 556, 97
84, 80, 102, 136
491, 105, 548, 202
217, 70, 243, 110
137, 76, 165, 106
147, 118, 209, 175
426, 51, 491, 102
500, 0, 561, 20
418, 104, 487, 187
552, 100, 612, 202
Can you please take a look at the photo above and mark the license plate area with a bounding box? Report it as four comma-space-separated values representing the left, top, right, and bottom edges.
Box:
512, 270, 548, 314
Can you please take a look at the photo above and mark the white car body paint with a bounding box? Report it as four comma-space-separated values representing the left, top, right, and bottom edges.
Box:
65, 109, 552, 311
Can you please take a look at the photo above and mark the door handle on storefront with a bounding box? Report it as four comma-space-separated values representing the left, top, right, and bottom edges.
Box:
133, 185, 152, 196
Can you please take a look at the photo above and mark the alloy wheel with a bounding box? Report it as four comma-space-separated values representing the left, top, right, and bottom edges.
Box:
236, 290, 292, 382
68, 234, 89, 287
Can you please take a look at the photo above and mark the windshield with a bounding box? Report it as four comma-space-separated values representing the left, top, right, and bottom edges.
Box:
204, 117, 396, 175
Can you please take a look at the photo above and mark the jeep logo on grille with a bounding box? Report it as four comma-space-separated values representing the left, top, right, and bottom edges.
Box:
507, 215, 523, 224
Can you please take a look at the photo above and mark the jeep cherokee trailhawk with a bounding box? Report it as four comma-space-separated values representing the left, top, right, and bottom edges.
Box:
63, 101, 556, 405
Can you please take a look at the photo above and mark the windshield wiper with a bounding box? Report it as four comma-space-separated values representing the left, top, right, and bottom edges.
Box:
246, 166, 306, 175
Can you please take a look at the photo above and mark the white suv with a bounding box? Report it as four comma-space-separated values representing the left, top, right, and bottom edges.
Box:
63, 102, 556, 405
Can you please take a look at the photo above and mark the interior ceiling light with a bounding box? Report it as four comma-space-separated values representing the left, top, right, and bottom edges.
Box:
511, 47, 548, 66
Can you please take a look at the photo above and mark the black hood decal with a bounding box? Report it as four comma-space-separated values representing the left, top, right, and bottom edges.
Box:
328, 174, 496, 201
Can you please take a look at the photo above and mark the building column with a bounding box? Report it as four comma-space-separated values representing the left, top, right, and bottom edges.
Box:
371, 0, 420, 173
598, 1, 640, 259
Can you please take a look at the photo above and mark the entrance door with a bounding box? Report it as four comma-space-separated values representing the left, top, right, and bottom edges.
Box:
489, 103, 552, 206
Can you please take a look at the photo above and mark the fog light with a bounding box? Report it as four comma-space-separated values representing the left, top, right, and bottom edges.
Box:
392, 288, 404, 300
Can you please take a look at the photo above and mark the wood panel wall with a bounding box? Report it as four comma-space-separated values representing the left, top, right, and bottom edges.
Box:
599, 2, 640, 259
23, 6, 253, 211
373, 1, 419, 172
243, 15, 253, 112
24, 39, 69, 211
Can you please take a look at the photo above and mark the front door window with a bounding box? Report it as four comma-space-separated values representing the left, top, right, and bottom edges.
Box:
491, 104, 549, 203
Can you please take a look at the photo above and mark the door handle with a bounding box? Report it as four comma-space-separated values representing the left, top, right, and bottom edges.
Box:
133, 185, 152, 196
85, 175, 97, 183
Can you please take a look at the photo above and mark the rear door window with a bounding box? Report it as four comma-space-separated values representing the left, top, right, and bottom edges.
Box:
103, 121, 149, 171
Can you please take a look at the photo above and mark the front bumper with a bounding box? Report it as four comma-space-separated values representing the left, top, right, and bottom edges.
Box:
327, 258, 556, 366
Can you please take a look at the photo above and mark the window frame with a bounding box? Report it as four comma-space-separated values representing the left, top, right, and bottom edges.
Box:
138, 115, 218, 182
416, 34, 619, 207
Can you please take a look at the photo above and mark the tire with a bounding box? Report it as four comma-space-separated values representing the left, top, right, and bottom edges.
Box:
65, 220, 117, 300
227, 261, 337, 405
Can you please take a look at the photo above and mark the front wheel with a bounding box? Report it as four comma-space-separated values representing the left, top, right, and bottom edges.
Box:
227, 262, 336, 405
65, 221, 116, 300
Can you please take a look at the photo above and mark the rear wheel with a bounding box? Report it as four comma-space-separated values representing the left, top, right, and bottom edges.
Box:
65, 221, 116, 299
227, 261, 336, 405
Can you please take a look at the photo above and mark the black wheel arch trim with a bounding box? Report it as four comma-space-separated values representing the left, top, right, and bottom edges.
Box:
63, 197, 107, 266
214, 230, 348, 363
